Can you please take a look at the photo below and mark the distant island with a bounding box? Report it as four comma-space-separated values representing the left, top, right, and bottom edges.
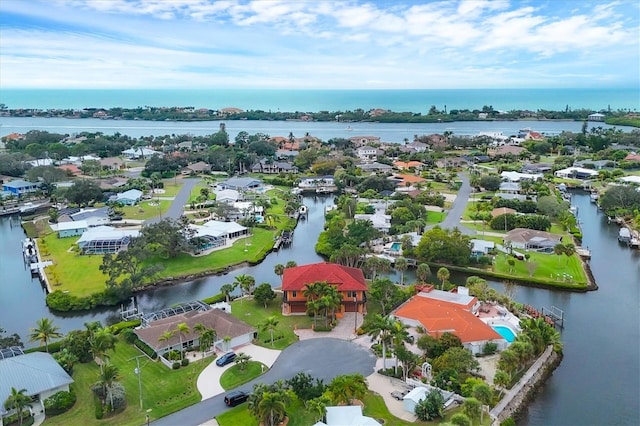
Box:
1, 103, 639, 127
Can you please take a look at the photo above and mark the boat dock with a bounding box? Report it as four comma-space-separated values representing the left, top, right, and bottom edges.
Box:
576, 247, 591, 259
22, 238, 53, 292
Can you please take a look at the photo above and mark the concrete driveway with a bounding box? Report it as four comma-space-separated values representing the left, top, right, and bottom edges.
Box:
196, 344, 281, 400
152, 339, 377, 426
146, 177, 200, 225
429, 172, 474, 235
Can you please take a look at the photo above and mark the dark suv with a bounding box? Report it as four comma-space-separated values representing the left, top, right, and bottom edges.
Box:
224, 390, 249, 407
215, 351, 237, 366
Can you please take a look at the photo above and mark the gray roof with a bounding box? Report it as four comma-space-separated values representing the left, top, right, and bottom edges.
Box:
71, 206, 110, 221
221, 177, 262, 189
0, 352, 73, 415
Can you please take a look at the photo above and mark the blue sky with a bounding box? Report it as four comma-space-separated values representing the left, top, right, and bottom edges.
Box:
1, 0, 638, 89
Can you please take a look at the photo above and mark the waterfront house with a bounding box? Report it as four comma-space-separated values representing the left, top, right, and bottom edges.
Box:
134, 301, 255, 357
114, 189, 143, 205
554, 167, 598, 180
281, 262, 368, 316
349, 136, 381, 147
2, 179, 40, 196
402, 386, 459, 415
504, 228, 562, 251
60, 206, 111, 227
521, 163, 552, 174
298, 176, 336, 191
587, 113, 605, 121
53, 220, 88, 238
0, 351, 74, 419
212, 189, 242, 204
189, 220, 248, 252
353, 213, 392, 233
250, 159, 298, 174
501, 171, 543, 182
393, 287, 504, 355
470, 239, 495, 257
217, 177, 262, 191
76, 226, 140, 254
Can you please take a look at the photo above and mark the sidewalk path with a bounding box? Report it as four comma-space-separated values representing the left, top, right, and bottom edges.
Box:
146, 177, 200, 225
197, 344, 281, 400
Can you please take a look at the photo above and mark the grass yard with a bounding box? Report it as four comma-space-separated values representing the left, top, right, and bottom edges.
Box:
44, 339, 214, 426
425, 210, 446, 225
493, 250, 587, 285
216, 397, 316, 426
230, 300, 313, 350
39, 232, 107, 297
158, 180, 184, 197
120, 200, 172, 220
219, 361, 267, 390
187, 182, 213, 204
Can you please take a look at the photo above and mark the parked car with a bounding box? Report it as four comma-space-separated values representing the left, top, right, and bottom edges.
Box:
224, 390, 248, 407
215, 351, 237, 366
391, 390, 408, 400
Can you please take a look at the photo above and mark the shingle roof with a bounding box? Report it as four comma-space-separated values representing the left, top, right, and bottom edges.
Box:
0, 352, 73, 415
134, 309, 254, 352
282, 262, 368, 292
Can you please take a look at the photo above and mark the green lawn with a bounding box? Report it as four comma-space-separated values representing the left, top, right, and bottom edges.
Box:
220, 361, 267, 390
493, 250, 587, 285
44, 339, 214, 426
120, 200, 172, 220
158, 180, 184, 197
40, 232, 107, 297
229, 300, 313, 350
425, 211, 446, 225
216, 397, 316, 426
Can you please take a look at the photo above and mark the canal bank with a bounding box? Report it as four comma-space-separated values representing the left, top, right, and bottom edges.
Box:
0, 193, 638, 425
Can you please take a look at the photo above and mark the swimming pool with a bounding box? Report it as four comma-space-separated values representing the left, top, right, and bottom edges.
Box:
492, 325, 516, 343
390, 242, 402, 252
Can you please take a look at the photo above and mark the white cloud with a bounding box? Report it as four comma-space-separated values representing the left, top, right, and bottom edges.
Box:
0, 0, 638, 89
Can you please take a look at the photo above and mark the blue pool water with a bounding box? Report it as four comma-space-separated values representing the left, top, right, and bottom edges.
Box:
390, 242, 402, 251
492, 325, 516, 343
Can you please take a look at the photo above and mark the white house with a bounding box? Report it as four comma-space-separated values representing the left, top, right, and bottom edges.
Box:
470, 239, 495, 257
356, 146, 379, 162
213, 189, 242, 204
354, 213, 392, 233
76, 226, 140, 254
588, 113, 605, 121
115, 189, 143, 206
121, 147, 160, 159
402, 386, 458, 414
0, 352, 74, 419
554, 167, 598, 179
501, 171, 543, 182
52, 220, 88, 238
313, 405, 379, 426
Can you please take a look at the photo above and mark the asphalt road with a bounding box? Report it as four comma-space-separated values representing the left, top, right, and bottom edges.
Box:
434, 172, 474, 235
146, 177, 201, 225
152, 339, 377, 426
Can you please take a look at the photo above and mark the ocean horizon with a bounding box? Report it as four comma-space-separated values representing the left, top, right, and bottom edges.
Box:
1, 88, 638, 112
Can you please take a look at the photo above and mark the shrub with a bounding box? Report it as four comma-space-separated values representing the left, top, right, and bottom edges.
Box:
172, 362, 181, 370
201, 293, 226, 304
133, 339, 157, 359
94, 396, 104, 420
483, 342, 498, 356
106, 382, 127, 412
44, 390, 77, 415
110, 319, 141, 334
121, 329, 137, 344
181, 358, 190, 367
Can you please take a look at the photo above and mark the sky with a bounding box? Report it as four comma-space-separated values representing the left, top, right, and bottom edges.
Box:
1, 0, 639, 90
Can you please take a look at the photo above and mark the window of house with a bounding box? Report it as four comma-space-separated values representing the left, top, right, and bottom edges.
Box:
292, 291, 297, 297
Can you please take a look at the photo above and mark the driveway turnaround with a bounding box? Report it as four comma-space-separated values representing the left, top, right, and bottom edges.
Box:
197, 344, 281, 400
152, 339, 377, 426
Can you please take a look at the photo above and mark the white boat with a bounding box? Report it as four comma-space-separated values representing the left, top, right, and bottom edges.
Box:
298, 205, 308, 215
618, 228, 631, 243
590, 192, 599, 202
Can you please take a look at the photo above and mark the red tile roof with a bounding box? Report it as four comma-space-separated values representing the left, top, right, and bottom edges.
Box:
624, 153, 640, 162
282, 262, 367, 292
394, 294, 501, 343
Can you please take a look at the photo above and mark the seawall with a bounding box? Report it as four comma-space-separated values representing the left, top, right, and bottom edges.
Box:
490, 345, 563, 424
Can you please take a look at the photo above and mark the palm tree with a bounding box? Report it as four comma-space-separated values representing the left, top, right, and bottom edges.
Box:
416, 263, 431, 283
234, 352, 252, 371
327, 374, 367, 405
29, 317, 63, 352
394, 257, 408, 286
364, 314, 395, 363
554, 243, 566, 264
260, 316, 280, 347
193, 323, 209, 355
303, 282, 325, 327
285, 260, 297, 269
389, 319, 411, 375
97, 363, 119, 411
274, 264, 285, 284
3, 387, 30, 426
563, 243, 576, 265
306, 396, 330, 423
89, 327, 117, 372
220, 283, 236, 303
199, 328, 216, 356
493, 370, 511, 397
323, 285, 343, 326
234, 274, 256, 302
436, 267, 450, 290
257, 391, 288, 426
223, 335, 232, 351
158, 330, 176, 355
175, 322, 191, 360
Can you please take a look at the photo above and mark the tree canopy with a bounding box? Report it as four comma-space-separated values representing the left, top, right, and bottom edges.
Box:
415, 227, 472, 265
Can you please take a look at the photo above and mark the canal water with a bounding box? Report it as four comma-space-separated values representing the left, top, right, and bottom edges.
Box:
0, 193, 638, 425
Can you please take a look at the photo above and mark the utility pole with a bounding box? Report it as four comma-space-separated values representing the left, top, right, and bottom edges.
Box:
129, 355, 146, 410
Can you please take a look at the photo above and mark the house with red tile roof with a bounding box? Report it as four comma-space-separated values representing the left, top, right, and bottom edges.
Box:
393, 287, 506, 355
393, 160, 425, 171
388, 174, 426, 188
281, 262, 368, 315
623, 153, 640, 162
